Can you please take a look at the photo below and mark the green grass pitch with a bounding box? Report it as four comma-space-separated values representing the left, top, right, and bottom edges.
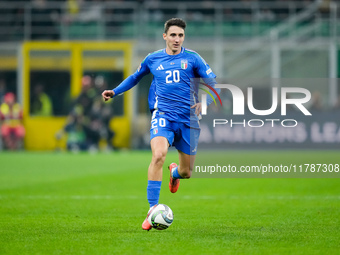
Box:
0, 150, 339, 254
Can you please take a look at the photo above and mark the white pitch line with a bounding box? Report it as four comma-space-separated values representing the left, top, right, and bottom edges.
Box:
0, 195, 142, 200
180, 195, 340, 200
0, 195, 339, 200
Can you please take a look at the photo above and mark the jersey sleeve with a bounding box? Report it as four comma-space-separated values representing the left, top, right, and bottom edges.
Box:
193, 54, 220, 106
194, 54, 216, 79
112, 55, 151, 96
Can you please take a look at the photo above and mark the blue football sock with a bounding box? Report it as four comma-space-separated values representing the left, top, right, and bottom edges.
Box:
172, 166, 183, 179
147, 180, 162, 207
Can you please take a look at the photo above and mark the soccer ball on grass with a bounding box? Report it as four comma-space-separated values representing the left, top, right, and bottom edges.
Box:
147, 204, 174, 230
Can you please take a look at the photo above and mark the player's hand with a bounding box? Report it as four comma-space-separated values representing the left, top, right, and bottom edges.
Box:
191, 102, 202, 116
102, 90, 115, 102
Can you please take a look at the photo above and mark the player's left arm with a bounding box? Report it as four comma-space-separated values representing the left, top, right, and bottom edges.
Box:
191, 54, 221, 115
191, 101, 202, 116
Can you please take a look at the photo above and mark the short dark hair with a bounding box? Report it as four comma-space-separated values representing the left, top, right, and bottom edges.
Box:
164, 18, 186, 34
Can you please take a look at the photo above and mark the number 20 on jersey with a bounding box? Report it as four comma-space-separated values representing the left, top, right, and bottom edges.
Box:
165, 70, 180, 83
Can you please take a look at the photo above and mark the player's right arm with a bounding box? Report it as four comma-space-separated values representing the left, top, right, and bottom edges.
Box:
102, 56, 151, 102
102, 90, 115, 101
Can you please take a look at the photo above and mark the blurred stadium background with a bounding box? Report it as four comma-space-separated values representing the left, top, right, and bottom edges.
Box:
0, 0, 339, 151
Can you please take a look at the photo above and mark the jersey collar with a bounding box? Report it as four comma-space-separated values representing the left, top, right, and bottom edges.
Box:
163, 47, 185, 55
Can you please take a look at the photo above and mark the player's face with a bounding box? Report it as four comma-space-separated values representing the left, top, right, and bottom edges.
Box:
163, 26, 185, 55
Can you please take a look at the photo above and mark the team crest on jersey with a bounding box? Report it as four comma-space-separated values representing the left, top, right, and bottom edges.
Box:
181, 59, 188, 70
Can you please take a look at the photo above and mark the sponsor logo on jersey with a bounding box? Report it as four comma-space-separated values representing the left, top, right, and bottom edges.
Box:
156, 64, 164, 70
181, 59, 188, 70
206, 68, 212, 75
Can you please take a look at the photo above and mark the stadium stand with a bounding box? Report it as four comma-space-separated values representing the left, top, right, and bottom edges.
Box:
0, 0, 334, 41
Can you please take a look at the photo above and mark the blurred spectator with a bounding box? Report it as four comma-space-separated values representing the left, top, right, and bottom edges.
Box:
319, 0, 331, 14
91, 75, 115, 149
59, 108, 89, 152
89, 95, 115, 151
255, 8, 276, 22
62, 0, 103, 24
31, 83, 53, 116
0, 93, 25, 150
73, 75, 97, 116
66, 0, 81, 16
30, 0, 60, 40
0, 78, 6, 104
57, 75, 115, 152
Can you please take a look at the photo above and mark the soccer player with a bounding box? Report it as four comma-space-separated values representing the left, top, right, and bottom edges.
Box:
102, 18, 218, 230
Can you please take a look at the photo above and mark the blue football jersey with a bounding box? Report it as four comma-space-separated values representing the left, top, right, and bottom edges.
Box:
113, 47, 216, 128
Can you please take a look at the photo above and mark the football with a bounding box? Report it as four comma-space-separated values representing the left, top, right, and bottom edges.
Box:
147, 204, 174, 230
